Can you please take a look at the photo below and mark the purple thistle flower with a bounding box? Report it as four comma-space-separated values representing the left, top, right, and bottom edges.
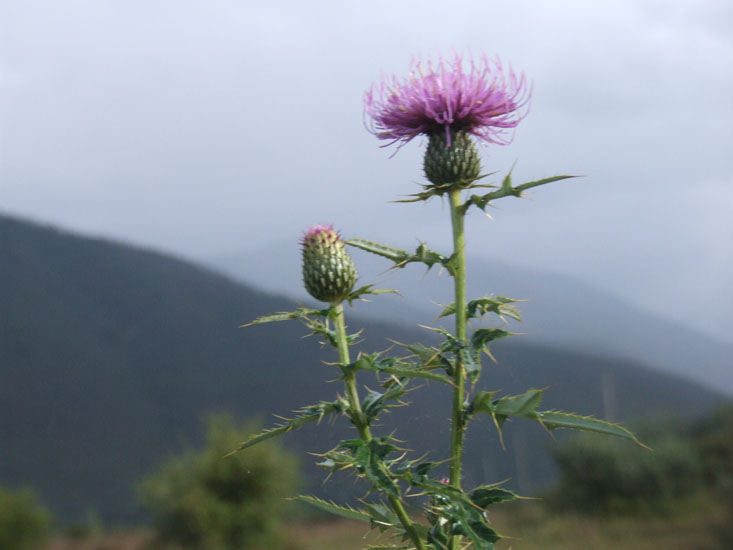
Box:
365, 54, 530, 149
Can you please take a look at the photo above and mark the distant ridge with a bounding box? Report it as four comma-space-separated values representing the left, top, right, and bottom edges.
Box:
212, 238, 733, 396
0, 213, 726, 525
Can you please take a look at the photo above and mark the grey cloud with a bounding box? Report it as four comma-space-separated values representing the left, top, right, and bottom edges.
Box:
2, 0, 731, 342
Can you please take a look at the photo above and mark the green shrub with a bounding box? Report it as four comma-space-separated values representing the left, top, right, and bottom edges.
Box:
139, 414, 299, 550
547, 427, 703, 514
692, 405, 733, 491
0, 486, 52, 550
691, 404, 733, 546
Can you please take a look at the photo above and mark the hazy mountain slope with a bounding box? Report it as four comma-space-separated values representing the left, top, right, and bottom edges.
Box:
211, 239, 733, 395
0, 214, 726, 525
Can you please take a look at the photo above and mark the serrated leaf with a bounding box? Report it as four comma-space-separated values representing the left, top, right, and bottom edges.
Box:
346, 284, 399, 306
347, 239, 455, 275
427, 522, 450, 550
402, 342, 439, 361
469, 486, 518, 508
393, 173, 497, 205
362, 386, 408, 422
301, 315, 355, 349
365, 502, 401, 532
417, 479, 501, 550
414, 461, 440, 477
461, 172, 579, 214
377, 366, 453, 385
344, 437, 401, 499
538, 411, 645, 445
490, 389, 545, 418
315, 454, 353, 472
294, 495, 370, 522
469, 388, 644, 446
459, 347, 481, 383
399, 343, 455, 376
424, 324, 458, 343
439, 296, 523, 323
352, 352, 453, 386
240, 306, 329, 327
460, 521, 500, 548
228, 400, 343, 454
470, 328, 513, 354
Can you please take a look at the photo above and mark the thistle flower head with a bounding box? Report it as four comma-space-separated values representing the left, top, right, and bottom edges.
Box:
301, 225, 358, 304
365, 54, 530, 149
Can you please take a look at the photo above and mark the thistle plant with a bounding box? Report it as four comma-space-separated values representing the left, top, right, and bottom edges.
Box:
233, 54, 642, 550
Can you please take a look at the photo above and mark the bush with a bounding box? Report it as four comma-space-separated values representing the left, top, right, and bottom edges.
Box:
139, 414, 299, 550
691, 404, 733, 546
547, 427, 703, 514
0, 486, 52, 550
692, 404, 733, 491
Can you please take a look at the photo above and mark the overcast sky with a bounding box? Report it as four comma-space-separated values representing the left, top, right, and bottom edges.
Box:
2, 0, 732, 342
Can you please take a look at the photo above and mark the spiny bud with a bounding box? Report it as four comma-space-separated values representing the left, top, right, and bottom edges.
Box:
423, 130, 481, 188
301, 225, 358, 303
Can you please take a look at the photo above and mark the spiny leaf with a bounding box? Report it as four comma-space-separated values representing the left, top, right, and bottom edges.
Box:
347, 239, 409, 263
304, 317, 338, 348
537, 411, 646, 445
489, 389, 545, 418
342, 437, 402, 499
352, 352, 453, 386
293, 495, 370, 522
346, 284, 399, 306
461, 173, 579, 214
364, 502, 401, 532
416, 479, 502, 550
469, 388, 644, 446
399, 342, 454, 374
439, 296, 523, 323
315, 450, 355, 472
240, 306, 329, 327
228, 400, 343, 454
427, 522, 449, 550
376, 366, 453, 385
469, 328, 514, 359
469, 485, 518, 508
347, 239, 455, 275
362, 386, 408, 422
392, 173, 497, 204
459, 347, 481, 383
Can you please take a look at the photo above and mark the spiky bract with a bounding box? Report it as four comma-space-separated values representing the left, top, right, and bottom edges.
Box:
301, 225, 358, 303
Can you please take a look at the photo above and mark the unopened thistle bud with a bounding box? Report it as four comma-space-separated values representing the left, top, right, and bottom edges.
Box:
301, 225, 358, 303
423, 130, 481, 188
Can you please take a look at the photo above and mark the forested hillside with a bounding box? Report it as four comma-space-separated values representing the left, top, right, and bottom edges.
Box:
0, 214, 724, 524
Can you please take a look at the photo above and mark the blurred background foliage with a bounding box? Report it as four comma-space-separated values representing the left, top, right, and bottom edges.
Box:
691, 405, 733, 546
547, 422, 702, 514
546, 405, 733, 522
138, 414, 299, 550
0, 486, 52, 550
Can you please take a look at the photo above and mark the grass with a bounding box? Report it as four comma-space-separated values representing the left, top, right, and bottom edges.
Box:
46, 497, 729, 550
282, 497, 728, 550
491, 498, 726, 550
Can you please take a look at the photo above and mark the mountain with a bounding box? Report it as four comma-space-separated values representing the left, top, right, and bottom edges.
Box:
0, 213, 726, 525
211, 239, 733, 396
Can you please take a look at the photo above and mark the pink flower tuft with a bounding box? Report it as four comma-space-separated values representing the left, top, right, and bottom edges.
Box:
365, 54, 530, 148
301, 225, 335, 244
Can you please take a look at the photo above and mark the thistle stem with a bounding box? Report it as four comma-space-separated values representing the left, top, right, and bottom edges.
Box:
448, 188, 468, 550
332, 303, 426, 550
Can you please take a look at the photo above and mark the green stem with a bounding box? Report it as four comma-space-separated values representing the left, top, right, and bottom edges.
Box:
332, 303, 426, 550
448, 188, 468, 550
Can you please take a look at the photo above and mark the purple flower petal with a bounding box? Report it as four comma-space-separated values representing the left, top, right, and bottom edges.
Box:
365, 54, 530, 149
